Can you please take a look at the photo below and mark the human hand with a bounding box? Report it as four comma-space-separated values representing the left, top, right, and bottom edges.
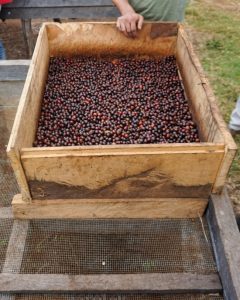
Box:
117, 12, 144, 38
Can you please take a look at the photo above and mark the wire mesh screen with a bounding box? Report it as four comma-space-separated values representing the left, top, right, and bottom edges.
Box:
0, 145, 19, 207
20, 218, 217, 275
0, 293, 223, 300
0, 219, 13, 272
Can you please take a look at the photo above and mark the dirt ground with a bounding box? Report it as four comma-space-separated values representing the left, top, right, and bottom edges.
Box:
0, 19, 41, 59
0, 0, 239, 215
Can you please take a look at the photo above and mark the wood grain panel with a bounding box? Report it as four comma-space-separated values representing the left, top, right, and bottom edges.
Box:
0, 273, 222, 293
21, 149, 224, 199
12, 194, 208, 219
7, 26, 50, 202
177, 26, 237, 193
177, 28, 222, 143
46, 22, 177, 57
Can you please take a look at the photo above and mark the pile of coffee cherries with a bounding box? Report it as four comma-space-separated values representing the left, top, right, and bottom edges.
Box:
34, 56, 200, 147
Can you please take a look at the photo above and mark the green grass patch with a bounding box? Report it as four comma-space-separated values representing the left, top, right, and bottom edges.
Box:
0, 239, 8, 246
186, 0, 240, 177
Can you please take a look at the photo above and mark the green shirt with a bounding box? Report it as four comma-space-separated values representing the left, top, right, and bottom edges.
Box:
129, 0, 188, 21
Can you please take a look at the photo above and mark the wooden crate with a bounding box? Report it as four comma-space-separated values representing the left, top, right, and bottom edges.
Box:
7, 22, 237, 219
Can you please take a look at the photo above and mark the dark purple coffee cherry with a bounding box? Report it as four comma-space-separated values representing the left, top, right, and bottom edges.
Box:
34, 56, 200, 147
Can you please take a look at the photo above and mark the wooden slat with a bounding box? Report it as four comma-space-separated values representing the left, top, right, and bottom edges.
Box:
1, 219, 29, 300
2, 220, 29, 273
0, 60, 30, 82
0, 207, 13, 219
207, 190, 240, 300
0, 273, 222, 293
12, 194, 208, 219
0, 7, 119, 19
7, 26, 49, 150
7, 25, 50, 202
21, 143, 225, 157
177, 27, 223, 143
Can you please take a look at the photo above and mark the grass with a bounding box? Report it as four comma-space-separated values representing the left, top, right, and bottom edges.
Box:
0, 239, 8, 246
185, 0, 240, 179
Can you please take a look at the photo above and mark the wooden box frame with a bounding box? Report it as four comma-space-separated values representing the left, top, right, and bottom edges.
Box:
7, 22, 237, 219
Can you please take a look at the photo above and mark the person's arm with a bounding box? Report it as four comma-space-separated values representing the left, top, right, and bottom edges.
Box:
112, 0, 144, 38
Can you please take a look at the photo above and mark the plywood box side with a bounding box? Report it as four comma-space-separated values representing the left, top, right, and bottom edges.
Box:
181, 27, 236, 149
7, 25, 50, 153
176, 28, 224, 144
21, 150, 224, 200
176, 26, 237, 193
12, 194, 208, 219
46, 22, 178, 58
177, 26, 236, 150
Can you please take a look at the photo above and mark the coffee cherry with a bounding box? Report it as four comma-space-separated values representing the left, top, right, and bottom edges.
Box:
34, 56, 200, 147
